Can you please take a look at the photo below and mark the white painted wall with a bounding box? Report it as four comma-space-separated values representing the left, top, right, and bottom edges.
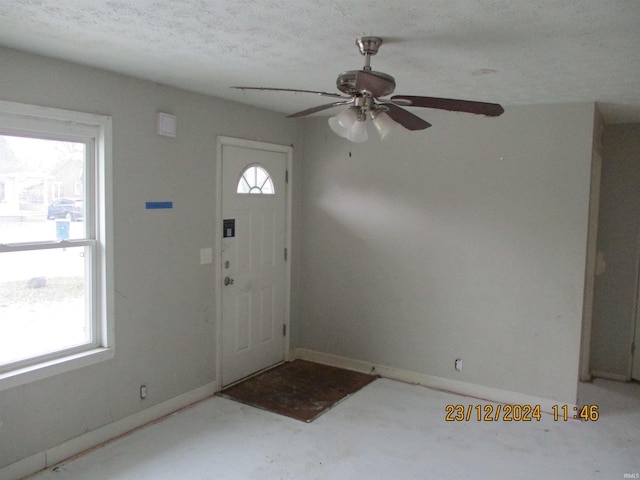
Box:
590, 123, 640, 379
297, 103, 596, 404
0, 47, 301, 471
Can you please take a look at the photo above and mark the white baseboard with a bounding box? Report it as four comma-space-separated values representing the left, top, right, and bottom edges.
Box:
292, 348, 575, 414
590, 370, 630, 382
2, 381, 218, 480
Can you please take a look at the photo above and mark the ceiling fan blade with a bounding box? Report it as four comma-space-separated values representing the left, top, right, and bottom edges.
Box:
287, 100, 354, 118
391, 95, 504, 117
355, 71, 396, 98
383, 103, 432, 130
232, 86, 347, 99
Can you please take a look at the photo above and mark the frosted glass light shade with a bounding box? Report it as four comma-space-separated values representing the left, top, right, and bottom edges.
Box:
328, 107, 357, 139
349, 120, 369, 143
372, 111, 397, 140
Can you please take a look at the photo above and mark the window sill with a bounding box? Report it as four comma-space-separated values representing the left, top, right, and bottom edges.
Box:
0, 347, 114, 392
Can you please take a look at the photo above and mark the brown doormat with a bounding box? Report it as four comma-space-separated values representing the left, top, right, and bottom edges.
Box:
219, 360, 378, 422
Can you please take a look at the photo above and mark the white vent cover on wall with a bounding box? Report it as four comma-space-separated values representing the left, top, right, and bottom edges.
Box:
157, 112, 177, 137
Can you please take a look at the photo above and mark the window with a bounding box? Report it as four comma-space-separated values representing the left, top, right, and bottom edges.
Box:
50, 182, 63, 200
0, 101, 113, 390
237, 165, 275, 195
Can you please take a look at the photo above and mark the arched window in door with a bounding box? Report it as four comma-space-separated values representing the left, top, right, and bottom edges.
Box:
237, 165, 275, 195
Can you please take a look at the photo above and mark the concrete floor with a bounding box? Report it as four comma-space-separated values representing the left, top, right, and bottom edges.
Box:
28, 377, 639, 480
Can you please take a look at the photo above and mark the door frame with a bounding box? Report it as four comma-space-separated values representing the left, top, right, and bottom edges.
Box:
579, 151, 602, 382
631, 231, 640, 381
215, 136, 293, 389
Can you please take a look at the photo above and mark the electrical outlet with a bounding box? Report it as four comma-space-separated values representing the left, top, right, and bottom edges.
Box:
455, 358, 463, 372
140, 385, 147, 399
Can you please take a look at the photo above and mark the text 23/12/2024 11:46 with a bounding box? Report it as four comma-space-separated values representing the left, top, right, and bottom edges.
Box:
445, 404, 600, 422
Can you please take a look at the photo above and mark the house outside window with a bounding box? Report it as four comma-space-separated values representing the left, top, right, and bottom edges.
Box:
51, 182, 63, 200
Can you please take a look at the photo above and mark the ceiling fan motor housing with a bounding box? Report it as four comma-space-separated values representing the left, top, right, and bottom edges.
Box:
336, 70, 396, 97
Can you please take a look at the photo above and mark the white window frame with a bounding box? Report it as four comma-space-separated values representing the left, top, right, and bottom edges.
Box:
0, 100, 114, 391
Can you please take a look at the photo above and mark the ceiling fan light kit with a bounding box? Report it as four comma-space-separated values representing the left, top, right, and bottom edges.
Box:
232, 37, 504, 143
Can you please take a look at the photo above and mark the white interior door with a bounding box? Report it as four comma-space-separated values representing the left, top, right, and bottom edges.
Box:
220, 143, 288, 386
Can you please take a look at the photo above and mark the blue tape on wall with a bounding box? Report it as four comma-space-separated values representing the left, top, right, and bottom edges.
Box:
146, 201, 173, 209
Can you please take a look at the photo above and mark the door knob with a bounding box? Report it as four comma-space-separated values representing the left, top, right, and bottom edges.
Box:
224, 276, 234, 286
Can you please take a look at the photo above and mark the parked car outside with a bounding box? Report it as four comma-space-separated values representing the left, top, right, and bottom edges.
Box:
47, 198, 83, 221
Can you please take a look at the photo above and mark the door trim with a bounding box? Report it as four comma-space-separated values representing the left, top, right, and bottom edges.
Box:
631, 231, 640, 381
579, 151, 602, 382
215, 136, 292, 390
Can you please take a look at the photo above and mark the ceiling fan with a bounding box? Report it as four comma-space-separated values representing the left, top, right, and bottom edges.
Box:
232, 37, 504, 142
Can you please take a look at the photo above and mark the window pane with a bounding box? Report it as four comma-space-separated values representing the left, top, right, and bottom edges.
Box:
255, 166, 268, 187
261, 177, 274, 194
0, 135, 86, 244
0, 246, 90, 366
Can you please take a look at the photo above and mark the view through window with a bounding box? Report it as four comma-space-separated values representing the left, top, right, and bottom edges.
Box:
0, 135, 92, 368
237, 165, 275, 195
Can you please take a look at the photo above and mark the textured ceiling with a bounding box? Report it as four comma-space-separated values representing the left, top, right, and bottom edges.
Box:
1, 0, 639, 123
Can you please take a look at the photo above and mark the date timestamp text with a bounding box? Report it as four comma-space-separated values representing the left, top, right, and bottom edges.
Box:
445, 404, 599, 422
